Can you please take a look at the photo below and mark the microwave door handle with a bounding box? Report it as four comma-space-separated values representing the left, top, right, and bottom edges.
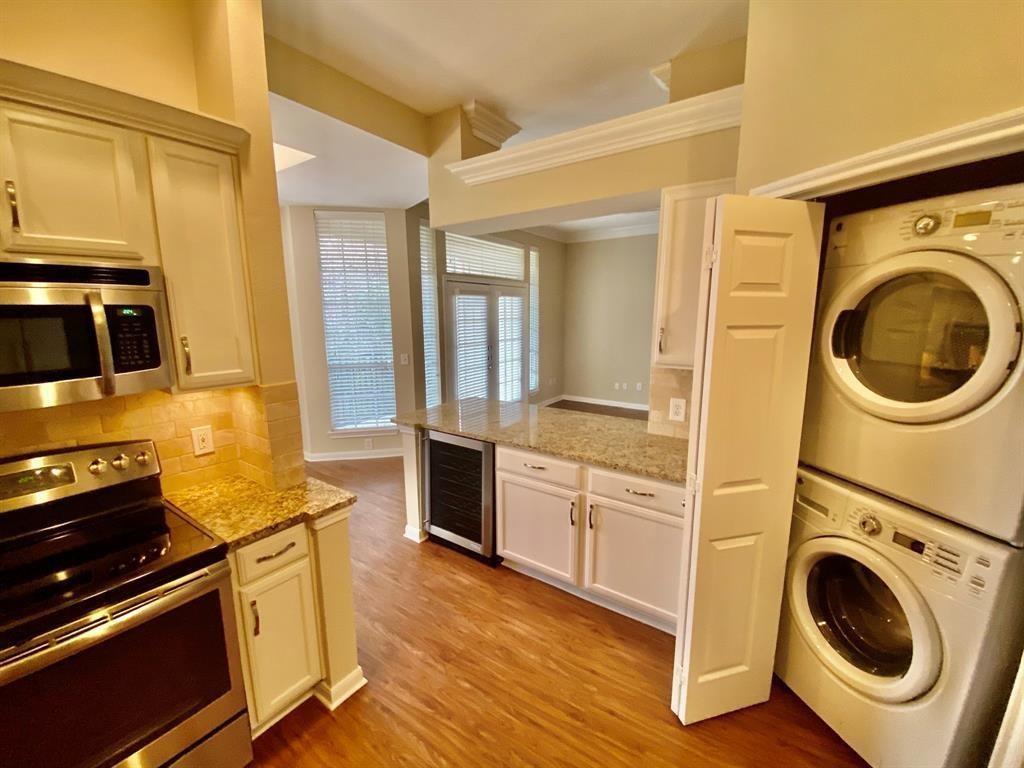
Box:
86, 291, 116, 396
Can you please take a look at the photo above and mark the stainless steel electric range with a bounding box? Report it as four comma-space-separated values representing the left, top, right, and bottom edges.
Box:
0, 440, 252, 768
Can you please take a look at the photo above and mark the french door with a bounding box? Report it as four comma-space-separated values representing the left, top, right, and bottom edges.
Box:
445, 279, 528, 403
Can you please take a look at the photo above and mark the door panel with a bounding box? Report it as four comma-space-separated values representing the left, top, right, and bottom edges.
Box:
674, 194, 824, 724
584, 498, 685, 622
496, 472, 578, 583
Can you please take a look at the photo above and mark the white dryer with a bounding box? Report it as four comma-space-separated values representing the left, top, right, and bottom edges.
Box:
776, 468, 1024, 768
800, 183, 1024, 544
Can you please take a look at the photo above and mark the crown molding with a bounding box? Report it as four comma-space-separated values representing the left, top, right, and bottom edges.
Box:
750, 108, 1024, 200
524, 218, 661, 244
447, 84, 742, 186
650, 62, 672, 93
462, 99, 521, 148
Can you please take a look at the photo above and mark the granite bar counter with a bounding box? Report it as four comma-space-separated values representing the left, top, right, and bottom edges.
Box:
394, 398, 687, 484
167, 474, 357, 550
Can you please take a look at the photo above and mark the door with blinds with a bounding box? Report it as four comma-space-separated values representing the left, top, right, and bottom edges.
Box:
445, 280, 528, 403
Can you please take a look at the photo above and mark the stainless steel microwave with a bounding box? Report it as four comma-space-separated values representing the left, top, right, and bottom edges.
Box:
0, 261, 172, 412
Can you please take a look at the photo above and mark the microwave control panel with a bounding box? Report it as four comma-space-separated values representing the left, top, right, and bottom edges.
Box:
106, 305, 161, 372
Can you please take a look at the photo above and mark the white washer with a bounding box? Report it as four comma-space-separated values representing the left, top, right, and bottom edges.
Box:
800, 183, 1024, 544
776, 468, 1024, 768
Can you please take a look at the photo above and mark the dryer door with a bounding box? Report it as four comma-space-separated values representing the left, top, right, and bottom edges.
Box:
821, 250, 1020, 423
787, 536, 941, 703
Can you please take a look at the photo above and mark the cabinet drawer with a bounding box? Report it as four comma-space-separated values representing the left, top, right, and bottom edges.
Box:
587, 468, 686, 517
496, 447, 581, 489
235, 525, 309, 585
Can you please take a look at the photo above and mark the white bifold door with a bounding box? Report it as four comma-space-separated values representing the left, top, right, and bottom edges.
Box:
445, 280, 528, 403
672, 194, 825, 724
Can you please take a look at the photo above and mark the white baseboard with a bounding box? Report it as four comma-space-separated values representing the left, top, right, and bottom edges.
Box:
314, 666, 367, 712
404, 524, 427, 543
305, 447, 404, 462
535, 394, 563, 407
501, 559, 675, 635
557, 394, 649, 412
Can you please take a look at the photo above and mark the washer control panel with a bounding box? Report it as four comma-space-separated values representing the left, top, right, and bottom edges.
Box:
897, 197, 1024, 241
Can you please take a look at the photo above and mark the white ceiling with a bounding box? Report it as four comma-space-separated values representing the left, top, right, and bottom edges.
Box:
269, 92, 428, 208
526, 210, 660, 243
261, 0, 748, 144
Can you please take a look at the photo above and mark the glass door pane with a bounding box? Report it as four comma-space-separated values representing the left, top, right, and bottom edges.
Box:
497, 292, 524, 402
452, 291, 489, 400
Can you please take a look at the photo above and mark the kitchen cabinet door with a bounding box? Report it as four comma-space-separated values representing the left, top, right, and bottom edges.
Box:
496, 472, 579, 584
584, 497, 686, 622
0, 102, 157, 261
148, 137, 255, 389
238, 558, 322, 725
651, 181, 733, 368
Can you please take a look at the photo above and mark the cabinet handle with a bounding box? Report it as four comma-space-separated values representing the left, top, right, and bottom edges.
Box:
569, 500, 575, 526
256, 541, 296, 563
250, 600, 260, 637
625, 487, 655, 498
588, 503, 594, 529
523, 462, 546, 471
180, 335, 193, 376
4, 181, 19, 232
658, 327, 664, 354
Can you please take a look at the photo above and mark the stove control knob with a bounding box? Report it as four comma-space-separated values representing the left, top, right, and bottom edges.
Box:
88, 458, 108, 475
859, 513, 882, 536
111, 453, 131, 471
135, 450, 152, 467
913, 214, 941, 236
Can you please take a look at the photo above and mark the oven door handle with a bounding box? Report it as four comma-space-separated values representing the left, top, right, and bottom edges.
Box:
86, 291, 117, 396
0, 562, 228, 685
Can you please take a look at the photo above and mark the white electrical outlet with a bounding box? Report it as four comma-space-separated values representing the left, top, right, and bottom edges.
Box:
190, 425, 214, 456
669, 398, 687, 422
613, 382, 620, 391
635, 382, 643, 392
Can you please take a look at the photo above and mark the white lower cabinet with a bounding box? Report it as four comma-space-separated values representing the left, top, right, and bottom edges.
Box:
583, 497, 685, 623
237, 557, 321, 725
496, 472, 580, 584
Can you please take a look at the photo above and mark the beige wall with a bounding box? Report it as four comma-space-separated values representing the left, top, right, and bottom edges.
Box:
736, 0, 1024, 192
561, 235, 657, 406
0, 0, 200, 112
281, 206, 417, 459
669, 36, 745, 103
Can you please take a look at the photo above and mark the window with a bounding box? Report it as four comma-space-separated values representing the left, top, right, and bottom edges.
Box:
314, 210, 396, 431
445, 232, 525, 280
529, 248, 539, 392
498, 293, 524, 401
419, 222, 441, 407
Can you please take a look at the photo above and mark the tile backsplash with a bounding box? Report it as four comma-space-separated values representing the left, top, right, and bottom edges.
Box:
0, 382, 305, 492
647, 367, 693, 439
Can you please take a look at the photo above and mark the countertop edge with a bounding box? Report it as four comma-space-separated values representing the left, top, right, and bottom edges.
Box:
224, 493, 358, 551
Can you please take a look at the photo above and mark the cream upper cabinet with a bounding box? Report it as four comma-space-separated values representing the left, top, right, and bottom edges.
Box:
583, 497, 686, 623
496, 472, 580, 584
651, 181, 733, 368
0, 102, 157, 261
238, 557, 322, 726
148, 136, 255, 389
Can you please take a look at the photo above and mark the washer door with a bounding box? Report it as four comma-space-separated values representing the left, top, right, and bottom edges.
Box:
822, 250, 1020, 423
788, 537, 941, 703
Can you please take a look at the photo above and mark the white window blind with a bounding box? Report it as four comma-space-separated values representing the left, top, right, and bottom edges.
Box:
314, 210, 396, 431
453, 293, 489, 399
445, 232, 525, 280
419, 222, 441, 408
529, 248, 539, 392
498, 294, 524, 402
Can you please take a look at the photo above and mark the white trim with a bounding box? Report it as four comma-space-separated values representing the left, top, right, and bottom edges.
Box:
558, 395, 649, 412
534, 394, 564, 407
327, 426, 399, 439
404, 524, 427, 543
462, 99, 521, 147
251, 690, 315, 738
304, 447, 404, 462
447, 85, 743, 186
501, 559, 675, 635
650, 62, 672, 93
750, 108, 1024, 200
313, 666, 367, 712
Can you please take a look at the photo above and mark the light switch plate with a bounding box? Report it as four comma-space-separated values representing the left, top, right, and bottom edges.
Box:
191, 425, 214, 456
669, 398, 687, 422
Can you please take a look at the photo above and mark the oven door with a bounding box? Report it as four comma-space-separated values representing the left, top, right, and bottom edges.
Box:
0, 561, 250, 768
0, 284, 171, 412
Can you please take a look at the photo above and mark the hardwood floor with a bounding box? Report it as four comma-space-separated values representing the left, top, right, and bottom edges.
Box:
253, 458, 865, 767
546, 399, 648, 421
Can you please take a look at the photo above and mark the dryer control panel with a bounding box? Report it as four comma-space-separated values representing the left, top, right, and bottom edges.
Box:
897, 196, 1024, 243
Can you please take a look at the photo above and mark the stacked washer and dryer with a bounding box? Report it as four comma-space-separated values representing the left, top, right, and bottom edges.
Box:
777, 183, 1024, 768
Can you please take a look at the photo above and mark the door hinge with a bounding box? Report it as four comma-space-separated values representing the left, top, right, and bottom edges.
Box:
703, 244, 720, 269
686, 472, 701, 495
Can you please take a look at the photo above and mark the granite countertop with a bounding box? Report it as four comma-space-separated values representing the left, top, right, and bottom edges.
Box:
167, 475, 357, 550
394, 399, 688, 484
